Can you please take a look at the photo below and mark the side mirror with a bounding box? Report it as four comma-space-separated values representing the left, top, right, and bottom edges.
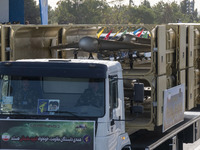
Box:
131, 83, 144, 114
133, 83, 144, 103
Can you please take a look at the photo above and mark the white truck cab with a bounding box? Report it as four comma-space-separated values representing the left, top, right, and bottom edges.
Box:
0, 59, 131, 150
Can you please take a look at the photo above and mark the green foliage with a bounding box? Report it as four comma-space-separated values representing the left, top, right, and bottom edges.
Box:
55, 0, 77, 24
76, 0, 109, 23
24, 0, 41, 24
133, 5, 155, 24
141, 0, 151, 8
180, 0, 187, 14
25, 0, 200, 24
48, 6, 57, 24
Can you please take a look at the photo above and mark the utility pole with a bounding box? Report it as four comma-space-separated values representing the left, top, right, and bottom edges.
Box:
186, 0, 195, 14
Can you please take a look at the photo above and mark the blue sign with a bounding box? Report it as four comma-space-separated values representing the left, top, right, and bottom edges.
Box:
39, 0, 48, 25
9, 0, 24, 24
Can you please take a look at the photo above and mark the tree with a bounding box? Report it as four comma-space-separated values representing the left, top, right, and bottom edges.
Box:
180, 0, 188, 14
170, 2, 184, 23
108, 5, 129, 24
24, 0, 40, 24
152, 2, 182, 24
54, 0, 110, 24
54, 0, 76, 24
49, 0, 200, 24
48, 6, 57, 24
136, 5, 155, 24
76, 0, 109, 24
141, 0, 151, 8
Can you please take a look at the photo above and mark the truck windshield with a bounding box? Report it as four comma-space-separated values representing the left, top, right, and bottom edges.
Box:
0, 75, 105, 118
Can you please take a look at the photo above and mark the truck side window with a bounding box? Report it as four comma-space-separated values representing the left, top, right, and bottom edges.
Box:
109, 75, 118, 119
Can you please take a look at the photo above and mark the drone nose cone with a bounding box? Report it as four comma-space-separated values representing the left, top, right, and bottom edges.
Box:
79, 37, 99, 52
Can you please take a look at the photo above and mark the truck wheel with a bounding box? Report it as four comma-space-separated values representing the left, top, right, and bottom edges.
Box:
122, 145, 132, 150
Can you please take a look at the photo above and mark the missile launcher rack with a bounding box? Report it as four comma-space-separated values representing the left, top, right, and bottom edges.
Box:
0, 23, 200, 134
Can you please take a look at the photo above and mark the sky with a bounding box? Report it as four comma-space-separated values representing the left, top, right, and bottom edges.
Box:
48, 0, 58, 9
46, 0, 199, 10
34, 0, 199, 11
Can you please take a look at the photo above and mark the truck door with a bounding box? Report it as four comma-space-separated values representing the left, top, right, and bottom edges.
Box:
109, 75, 122, 133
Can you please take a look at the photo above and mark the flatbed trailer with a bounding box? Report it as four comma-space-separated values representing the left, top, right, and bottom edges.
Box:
130, 108, 200, 150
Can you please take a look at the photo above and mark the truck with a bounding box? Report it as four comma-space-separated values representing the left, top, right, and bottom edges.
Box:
0, 23, 200, 149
